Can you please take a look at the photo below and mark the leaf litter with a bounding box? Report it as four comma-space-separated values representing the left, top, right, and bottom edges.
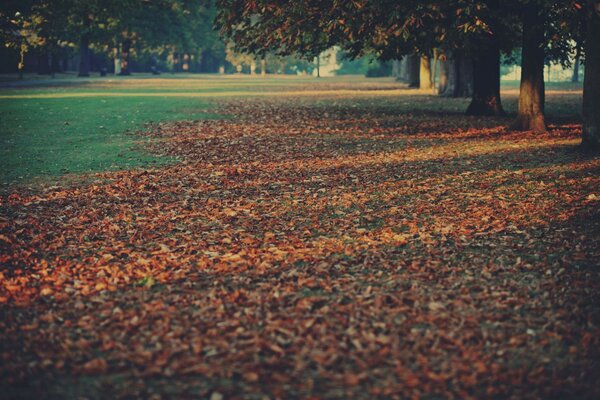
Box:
1, 89, 599, 399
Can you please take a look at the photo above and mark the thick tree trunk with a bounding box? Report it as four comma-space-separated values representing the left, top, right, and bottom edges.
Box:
419, 55, 433, 90
511, 6, 546, 132
261, 58, 266, 76
78, 14, 91, 77
119, 39, 131, 75
444, 54, 474, 98
458, 56, 474, 97
466, 43, 505, 116
406, 54, 420, 88
582, 1, 600, 150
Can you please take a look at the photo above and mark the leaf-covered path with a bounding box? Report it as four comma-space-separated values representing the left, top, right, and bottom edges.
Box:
1, 89, 599, 399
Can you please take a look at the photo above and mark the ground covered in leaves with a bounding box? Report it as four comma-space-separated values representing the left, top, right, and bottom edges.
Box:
1, 82, 599, 399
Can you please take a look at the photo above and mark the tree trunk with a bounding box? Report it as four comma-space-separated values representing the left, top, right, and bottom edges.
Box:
316, 56, 320, 78
399, 59, 407, 81
407, 54, 420, 88
261, 58, 266, 76
113, 45, 121, 74
119, 39, 131, 75
183, 53, 190, 71
444, 54, 474, 98
18, 44, 26, 80
37, 52, 51, 75
511, 6, 546, 132
50, 49, 61, 76
458, 56, 474, 97
443, 57, 457, 97
438, 57, 448, 95
582, 1, 600, 151
466, 42, 505, 116
62, 54, 68, 72
431, 50, 439, 93
419, 55, 433, 90
572, 46, 581, 83
392, 59, 400, 79
78, 14, 91, 77
49, 52, 55, 78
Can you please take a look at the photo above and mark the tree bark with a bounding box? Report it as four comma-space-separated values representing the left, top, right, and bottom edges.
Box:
18, 44, 26, 80
392, 59, 401, 80
431, 49, 439, 93
261, 58, 266, 76
78, 14, 91, 77
119, 39, 131, 75
466, 42, 505, 116
458, 56, 474, 97
572, 46, 581, 83
406, 54, 420, 88
443, 57, 457, 97
444, 54, 474, 98
582, 1, 600, 150
399, 57, 409, 82
316, 56, 320, 78
113, 45, 121, 75
438, 57, 448, 95
511, 6, 546, 132
419, 55, 433, 90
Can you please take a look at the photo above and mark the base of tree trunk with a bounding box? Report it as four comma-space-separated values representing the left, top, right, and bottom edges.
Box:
78, 72, 90, 77
510, 113, 546, 132
582, 127, 600, 151
465, 97, 506, 116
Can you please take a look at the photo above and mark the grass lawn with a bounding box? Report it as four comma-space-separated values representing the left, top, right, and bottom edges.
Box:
0, 83, 221, 187
0, 73, 361, 188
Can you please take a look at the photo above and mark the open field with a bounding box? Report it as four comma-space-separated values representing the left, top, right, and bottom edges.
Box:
0, 74, 584, 188
1, 75, 599, 399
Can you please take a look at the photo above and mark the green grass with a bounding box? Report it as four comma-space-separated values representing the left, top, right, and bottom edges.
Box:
0, 74, 583, 188
0, 92, 215, 187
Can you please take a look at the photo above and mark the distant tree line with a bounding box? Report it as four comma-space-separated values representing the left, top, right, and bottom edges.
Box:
0, 0, 228, 76
216, 0, 600, 150
0, 0, 327, 77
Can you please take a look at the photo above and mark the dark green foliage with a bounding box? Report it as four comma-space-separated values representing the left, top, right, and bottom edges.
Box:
0, 0, 226, 74
365, 61, 392, 77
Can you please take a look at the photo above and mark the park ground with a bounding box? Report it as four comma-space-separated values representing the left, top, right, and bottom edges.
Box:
0, 75, 599, 399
